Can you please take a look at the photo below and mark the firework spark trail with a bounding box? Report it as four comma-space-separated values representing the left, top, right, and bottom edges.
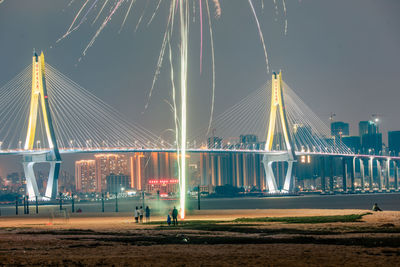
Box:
135, 0, 149, 32
282, 0, 287, 35
119, 0, 136, 33
77, 0, 101, 28
248, 0, 270, 74
199, 0, 203, 73
92, 0, 109, 25
192, 0, 196, 22
58, 0, 91, 42
167, 34, 181, 188
177, 0, 190, 220
144, 1, 174, 111
205, 0, 215, 136
60, 0, 278, 220
68, 0, 75, 7
147, 0, 163, 27
83, 0, 124, 56
212, 0, 221, 18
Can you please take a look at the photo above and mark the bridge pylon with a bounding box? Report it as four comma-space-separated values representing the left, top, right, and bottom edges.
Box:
263, 72, 296, 193
23, 51, 61, 200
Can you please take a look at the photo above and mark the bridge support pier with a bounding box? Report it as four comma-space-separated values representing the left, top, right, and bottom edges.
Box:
23, 162, 40, 200
360, 158, 365, 191
394, 161, 399, 191
320, 157, 326, 192
263, 153, 295, 193
23, 153, 61, 200
349, 157, 355, 192
368, 157, 374, 191
342, 158, 347, 192
385, 159, 391, 191
377, 160, 382, 191
329, 157, 334, 192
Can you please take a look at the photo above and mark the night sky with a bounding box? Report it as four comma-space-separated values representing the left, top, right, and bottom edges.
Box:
0, 0, 399, 176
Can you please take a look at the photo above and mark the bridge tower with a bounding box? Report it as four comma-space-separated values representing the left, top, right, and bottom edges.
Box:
263, 72, 296, 193
23, 51, 61, 200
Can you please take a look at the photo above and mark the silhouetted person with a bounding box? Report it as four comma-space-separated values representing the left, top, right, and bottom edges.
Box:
372, 203, 382, 211
139, 206, 144, 223
167, 214, 171, 226
145, 206, 150, 222
134, 206, 139, 223
172, 206, 178, 226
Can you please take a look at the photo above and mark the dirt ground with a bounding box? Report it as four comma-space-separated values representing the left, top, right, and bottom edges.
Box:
1, 209, 400, 266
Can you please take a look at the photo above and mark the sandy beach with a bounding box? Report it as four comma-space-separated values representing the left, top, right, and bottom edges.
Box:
1, 209, 400, 266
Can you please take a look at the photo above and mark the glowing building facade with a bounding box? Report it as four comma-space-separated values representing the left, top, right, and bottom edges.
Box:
75, 160, 96, 192
200, 153, 265, 190
94, 154, 129, 192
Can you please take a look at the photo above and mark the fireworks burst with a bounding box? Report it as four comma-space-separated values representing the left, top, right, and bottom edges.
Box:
60, 0, 287, 219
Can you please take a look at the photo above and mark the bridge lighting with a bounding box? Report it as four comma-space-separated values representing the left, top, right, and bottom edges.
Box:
18, 140, 22, 150
0, 141, 2, 150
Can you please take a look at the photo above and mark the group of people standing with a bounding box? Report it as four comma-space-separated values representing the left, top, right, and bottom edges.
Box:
133, 205, 179, 226
167, 206, 179, 226
134, 206, 150, 223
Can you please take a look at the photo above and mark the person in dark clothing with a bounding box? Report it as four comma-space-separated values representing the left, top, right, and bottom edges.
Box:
145, 206, 150, 222
134, 206, 139, 223
372, 203, 382, 211
172, 206, 178, 226
167, 214, 171, 226
139, 206, 144, 223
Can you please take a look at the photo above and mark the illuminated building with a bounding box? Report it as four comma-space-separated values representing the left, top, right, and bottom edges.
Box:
130, 153, 146, 190
94, 154, 129, 192
130, 152, 177, 191
146, 178, 179, 195
75, 160, 96, 192
199, 152, 265, 190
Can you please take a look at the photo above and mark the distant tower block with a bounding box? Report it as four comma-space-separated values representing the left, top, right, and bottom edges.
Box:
23, 51, 61, 200
263, 72, 296, 193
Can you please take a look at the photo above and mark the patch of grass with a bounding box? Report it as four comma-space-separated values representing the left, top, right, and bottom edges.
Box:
233, 213, 371, 224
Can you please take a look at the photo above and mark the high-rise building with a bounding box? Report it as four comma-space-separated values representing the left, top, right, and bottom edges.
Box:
359, 121, 377, 136
331, 121, 349, 137
361, 133, 382, 154
199, 152, 265, 190
75, 160, 96, 192
130, 152, 177, 191
388, 131, 400, 156
359, 120, 381, 154
94, 154, 129, 192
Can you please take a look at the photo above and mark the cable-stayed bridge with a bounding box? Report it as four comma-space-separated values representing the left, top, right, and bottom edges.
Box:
0, 53, 399, 200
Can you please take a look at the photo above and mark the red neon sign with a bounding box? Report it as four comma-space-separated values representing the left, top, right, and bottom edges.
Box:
148, 178, 178, 185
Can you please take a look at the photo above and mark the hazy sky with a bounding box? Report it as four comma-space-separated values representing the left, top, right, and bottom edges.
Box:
0, 0, 400, 175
